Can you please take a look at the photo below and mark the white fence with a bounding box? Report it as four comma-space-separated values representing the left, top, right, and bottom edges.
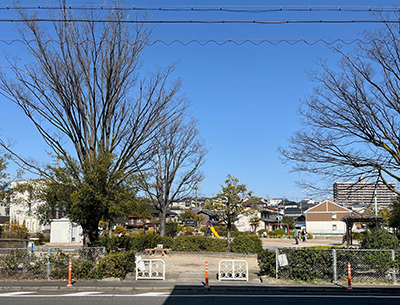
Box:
218, 260, 248, 281
136, 259, 165, 280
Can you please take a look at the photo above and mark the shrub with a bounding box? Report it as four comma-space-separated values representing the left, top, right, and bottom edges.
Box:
257, 229, 269, 238
258, 249, 276, 277
30, 233, 45, 245
171, 236, 228, 252
172, 236, 201, 251
272, 229, 286, 237
95, 250, 136, 279
99, 234, 173, 252
200, 237, 228, 252
113, 225, 127, 236
231, 235, 263, 254
360, 229, 400, 250
1, 220, 29, 239
129, 229, 144, 237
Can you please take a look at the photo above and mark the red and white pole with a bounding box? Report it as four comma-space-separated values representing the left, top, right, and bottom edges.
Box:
67, 259, 73, 287
204, 261, 210, 288
347, 263, 352, 290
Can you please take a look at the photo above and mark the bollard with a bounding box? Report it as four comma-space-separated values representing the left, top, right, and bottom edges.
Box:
67, 259, 73, 287
204, 261, 210, 288
347, 262, 352, 290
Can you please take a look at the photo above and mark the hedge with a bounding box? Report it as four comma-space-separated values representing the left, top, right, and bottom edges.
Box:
99, 234, 262, 254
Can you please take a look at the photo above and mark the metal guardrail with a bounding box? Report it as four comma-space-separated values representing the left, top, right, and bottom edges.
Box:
218, 259, 248, 281
136, 259, 165, 280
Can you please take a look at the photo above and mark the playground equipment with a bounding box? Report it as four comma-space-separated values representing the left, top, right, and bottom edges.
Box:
204, 220, 220, 238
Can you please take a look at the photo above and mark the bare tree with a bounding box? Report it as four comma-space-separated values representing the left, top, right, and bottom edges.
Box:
140, 117, 208, 236
0, 5, 188, 244
279, 18, 400, 196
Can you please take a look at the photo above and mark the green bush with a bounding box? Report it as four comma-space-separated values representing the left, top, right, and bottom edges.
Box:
99, 234, 174, 252
271, 229, 286, 237
95, 250, 136, 279
200, 237, 228, 252
172, 236, 201, 251
258, 249, 276, 277
231, 235, 263, 254
360, 229, 400, 250
257, 229, 269, 237
171, 236, 228, 252
30, 233, 45, 245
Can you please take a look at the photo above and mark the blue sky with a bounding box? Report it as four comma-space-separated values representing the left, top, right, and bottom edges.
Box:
0, 0, 396, 201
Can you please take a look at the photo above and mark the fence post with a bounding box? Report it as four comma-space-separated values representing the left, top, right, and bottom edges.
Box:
392, 250, 397, 284
47, 248, 51, 280
275, 249, 279, 279
333, 249, 337, 283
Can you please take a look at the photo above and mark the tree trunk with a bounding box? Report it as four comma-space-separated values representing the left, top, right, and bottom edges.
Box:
159, 207, 167, 237
227, 230, 232, 251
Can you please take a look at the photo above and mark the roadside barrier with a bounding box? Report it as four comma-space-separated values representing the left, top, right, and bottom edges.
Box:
218, 260, 248, 281
135, 259, 165, 280
204, 261, 210, 288
347, 263, 352, 289
67, 259, 73, 287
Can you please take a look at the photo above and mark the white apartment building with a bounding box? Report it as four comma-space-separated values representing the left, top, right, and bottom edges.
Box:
333, 177, 396, 208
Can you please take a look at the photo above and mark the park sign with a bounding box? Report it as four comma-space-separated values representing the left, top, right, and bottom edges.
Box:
184, 219, 197, 227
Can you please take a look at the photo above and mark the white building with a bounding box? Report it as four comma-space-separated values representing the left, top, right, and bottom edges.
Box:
50, 218, 83, 243
9, 181, 49, 233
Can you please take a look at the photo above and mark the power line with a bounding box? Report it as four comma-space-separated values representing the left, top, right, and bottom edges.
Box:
1, 5, 400, 13
0, 38, 374, 47
0, 18, 399, 24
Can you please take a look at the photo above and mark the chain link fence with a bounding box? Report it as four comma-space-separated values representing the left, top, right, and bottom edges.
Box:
274, 248, 400, 285
0, 247, 105, 280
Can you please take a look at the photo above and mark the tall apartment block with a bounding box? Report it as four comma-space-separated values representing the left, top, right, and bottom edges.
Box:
333, 178, 397, 208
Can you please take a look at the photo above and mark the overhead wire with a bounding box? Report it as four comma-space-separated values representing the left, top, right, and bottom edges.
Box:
0, 18, 399, 24
0, 38, 375, 47
0, 5, 400, 13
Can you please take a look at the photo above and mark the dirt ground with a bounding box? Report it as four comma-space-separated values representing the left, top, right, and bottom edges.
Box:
138, 251, 259, 275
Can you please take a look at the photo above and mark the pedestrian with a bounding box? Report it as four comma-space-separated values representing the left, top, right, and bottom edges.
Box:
294, 228, 299, 245
302, 228, 307, 242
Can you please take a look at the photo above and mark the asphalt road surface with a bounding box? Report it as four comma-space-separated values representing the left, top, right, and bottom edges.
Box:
0, 291, 399, 305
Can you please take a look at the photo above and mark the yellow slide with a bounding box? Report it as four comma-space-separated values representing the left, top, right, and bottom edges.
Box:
209, 226, 221, 238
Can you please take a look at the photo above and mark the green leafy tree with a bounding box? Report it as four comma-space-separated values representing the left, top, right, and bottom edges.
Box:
205, 175, 258, 250
0, 5, 188, 244
249, 216, 260, 233
389, 197, 400, 235
35, 154, 147, 245
282, 215, 296, 230
178, 209, 204, 223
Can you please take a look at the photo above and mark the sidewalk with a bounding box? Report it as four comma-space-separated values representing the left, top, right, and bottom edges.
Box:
1, 278, 400, 294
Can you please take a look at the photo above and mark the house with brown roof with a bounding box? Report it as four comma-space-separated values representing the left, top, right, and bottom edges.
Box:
305, 198, 352, 235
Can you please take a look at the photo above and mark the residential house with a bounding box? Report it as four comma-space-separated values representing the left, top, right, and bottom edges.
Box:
305, 198, 353, 235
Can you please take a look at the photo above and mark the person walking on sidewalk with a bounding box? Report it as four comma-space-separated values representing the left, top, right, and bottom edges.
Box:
294, 228, 299, 245
302, 228, 307, 242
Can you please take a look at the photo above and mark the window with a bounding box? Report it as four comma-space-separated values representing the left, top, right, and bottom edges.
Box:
332, 213, 337, 219
332, 224, 337, 231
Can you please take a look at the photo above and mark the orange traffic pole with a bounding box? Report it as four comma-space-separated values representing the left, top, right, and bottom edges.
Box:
67, 259, 73, 287
347, 263, 352, 290
204, 261, 210, 288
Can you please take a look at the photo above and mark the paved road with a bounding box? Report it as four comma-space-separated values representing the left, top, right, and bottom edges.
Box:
0, 291, 399, 305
